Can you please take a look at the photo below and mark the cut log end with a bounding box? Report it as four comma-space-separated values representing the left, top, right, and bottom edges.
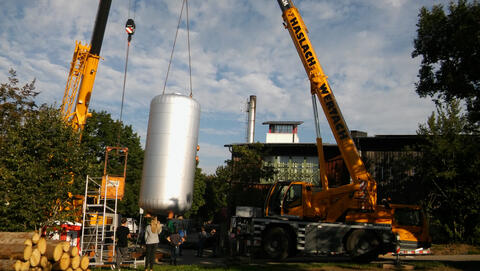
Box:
23, 246, 32, 262
29, 248, 41, 267
79, 256, 89, 271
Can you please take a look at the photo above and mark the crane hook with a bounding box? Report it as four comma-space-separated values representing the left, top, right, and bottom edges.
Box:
125, 18, 136, 42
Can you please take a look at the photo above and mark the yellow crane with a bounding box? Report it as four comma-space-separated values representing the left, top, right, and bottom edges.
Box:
230, 0, 431, 261
60, 0, 112, 131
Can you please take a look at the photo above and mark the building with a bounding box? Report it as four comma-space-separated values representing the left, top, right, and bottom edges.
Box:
226, 120, 422, 189
262, 121, 303, 143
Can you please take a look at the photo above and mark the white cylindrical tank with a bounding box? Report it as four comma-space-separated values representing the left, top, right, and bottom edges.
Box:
139, 93, 200, 215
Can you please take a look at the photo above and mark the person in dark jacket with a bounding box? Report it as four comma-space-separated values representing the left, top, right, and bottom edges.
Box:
115, 218, 131, 270
167, 228, 183, 265
210, 228, 219, 257
196, 227, 207, 257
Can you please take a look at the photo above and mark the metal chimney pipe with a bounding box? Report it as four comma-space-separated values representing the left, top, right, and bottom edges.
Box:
247, 95, 256, 143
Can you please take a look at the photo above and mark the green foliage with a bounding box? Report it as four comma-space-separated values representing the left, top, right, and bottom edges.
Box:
81, 111, 144, 218
0, 70, 89, 230
185, 166, 230, 223
412, 0, 480, 128
372, 152, 421, 205
0, 70, 144, 231
185, 147, 272, 223
0, 69, 38, 131
228, 143, 276, 184
220, 144, 276, 215
184, 167, 207, 219
202, 171, 230, 223
176, 144, 275, 223
415, 100, 480, 245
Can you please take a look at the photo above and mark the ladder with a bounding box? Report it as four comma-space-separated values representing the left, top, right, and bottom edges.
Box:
80, 175, 119, 265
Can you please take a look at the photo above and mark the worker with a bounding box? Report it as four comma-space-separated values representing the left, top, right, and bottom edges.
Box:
178, 226, 187, 256
210, 228, 219, 257
196, 226, 207, 257
167, 228, 183, 265
114, 217, 131, 270
144, 216, 161, 271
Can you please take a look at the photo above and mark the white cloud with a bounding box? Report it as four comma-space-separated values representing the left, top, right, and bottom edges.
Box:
1, 0, 450, 174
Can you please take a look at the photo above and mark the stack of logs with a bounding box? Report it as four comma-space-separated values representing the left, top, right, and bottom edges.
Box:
0, 232, 90, 271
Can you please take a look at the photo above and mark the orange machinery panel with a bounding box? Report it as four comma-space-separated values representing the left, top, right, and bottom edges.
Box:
101, 176, 125, 200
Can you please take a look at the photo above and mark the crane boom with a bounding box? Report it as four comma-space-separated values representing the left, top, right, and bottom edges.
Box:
61, 0, 112, 131
277, 0, 376, 213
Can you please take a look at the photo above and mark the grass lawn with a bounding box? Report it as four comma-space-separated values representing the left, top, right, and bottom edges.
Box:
90, 244, 480, 271
92, 260, 480, 271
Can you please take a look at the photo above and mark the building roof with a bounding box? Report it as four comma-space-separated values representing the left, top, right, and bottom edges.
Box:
225, 134, 424, 155
224, 142, 339, 157
262, 121, 304, 125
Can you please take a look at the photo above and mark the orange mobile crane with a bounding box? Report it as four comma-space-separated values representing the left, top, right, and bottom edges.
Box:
231, 0, 430, 261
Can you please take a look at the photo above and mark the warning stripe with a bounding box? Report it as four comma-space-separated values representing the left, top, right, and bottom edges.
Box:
388, 247, 432, 255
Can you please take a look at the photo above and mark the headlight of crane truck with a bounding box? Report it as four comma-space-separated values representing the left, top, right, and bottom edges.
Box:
230, 0, 431, 261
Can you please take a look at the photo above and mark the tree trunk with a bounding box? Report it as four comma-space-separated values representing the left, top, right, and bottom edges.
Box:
22, 246, 31, 262
23, 240, 32, 247
60, 242, 70, 253
44, 242, 66, 262
79, 256, 89, 271
0, 244, 28, 260
0, 259, 17, 271
70, 255, 80, 270
0, 233, 36, 244
28, 248, 40, 267
35, 238, 47, 255
67, 247, 78, 258
39, 256, 48, 269
52, 253, 70, 271
30, 233, 40, 245
11, 260, 28, 271
0, 233, 90, 271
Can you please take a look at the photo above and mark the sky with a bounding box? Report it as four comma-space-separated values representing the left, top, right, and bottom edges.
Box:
0, 0, 450, 175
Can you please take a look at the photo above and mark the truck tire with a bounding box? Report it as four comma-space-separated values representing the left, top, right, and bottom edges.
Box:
346, 229, 380, 262
263, 227, 289, 260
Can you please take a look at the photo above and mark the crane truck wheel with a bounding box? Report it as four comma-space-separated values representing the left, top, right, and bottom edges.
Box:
346, 229, 380, 262
263, 227, 290, 260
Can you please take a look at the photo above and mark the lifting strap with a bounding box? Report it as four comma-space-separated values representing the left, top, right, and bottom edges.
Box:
162, 0, 194, 97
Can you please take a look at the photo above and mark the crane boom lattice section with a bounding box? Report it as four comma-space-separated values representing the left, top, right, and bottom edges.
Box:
61, 42, 90, 125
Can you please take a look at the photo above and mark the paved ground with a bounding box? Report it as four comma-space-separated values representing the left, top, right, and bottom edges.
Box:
159, 246, 225, 266
124, 246, 480, 268
126, 245, 227, 268
380, 254, 480, 262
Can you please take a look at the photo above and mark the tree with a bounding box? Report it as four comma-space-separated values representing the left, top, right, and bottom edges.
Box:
81, 111, 144, 218
199, 168, 230, 222
221, 143, 276, 215
373, 151, 421, 205
0, 69, 38, 131
228, 143, 276, 184
412, 0, 480, 128
1, 70, 91, 230
0, 70, 145, 231
415, 100, 480, 244
184, 167, 207, 219
185, 166, 230, 223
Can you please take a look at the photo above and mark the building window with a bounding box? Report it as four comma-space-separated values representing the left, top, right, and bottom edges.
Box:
271, 124, 293, 133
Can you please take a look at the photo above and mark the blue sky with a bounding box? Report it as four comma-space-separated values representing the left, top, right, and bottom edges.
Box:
1, 0, 449, 174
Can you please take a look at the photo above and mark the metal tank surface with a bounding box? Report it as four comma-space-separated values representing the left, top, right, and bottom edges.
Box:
139, 93, 200, 215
